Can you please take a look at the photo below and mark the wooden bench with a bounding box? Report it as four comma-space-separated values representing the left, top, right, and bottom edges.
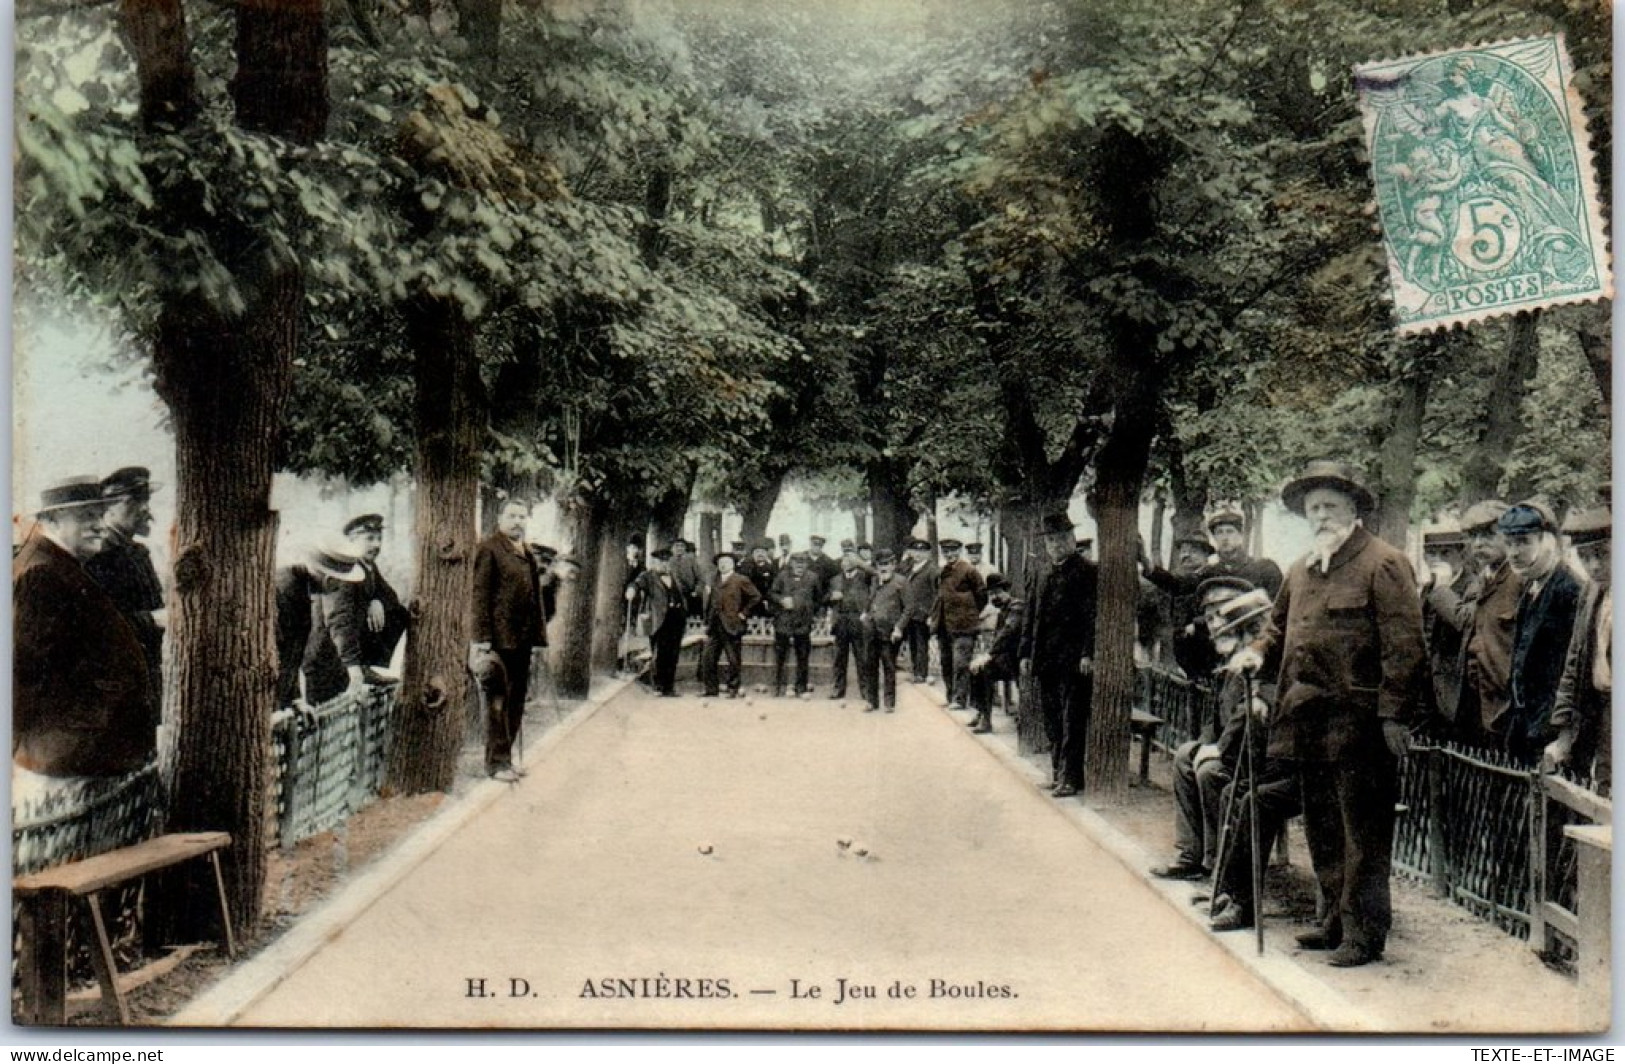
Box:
1130, 709, 1163, 785
14, 832, 235, 1025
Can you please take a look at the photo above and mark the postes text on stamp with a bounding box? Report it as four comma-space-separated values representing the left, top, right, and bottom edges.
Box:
1355, 36, 1611, 334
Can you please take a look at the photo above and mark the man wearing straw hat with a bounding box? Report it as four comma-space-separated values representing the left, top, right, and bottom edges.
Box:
14, 477, 156, 778
275, 537, 367, 709
1230, 460, 1426, 968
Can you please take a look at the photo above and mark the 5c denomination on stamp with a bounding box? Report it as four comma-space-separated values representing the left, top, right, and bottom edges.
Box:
1355, 36, 1611, 333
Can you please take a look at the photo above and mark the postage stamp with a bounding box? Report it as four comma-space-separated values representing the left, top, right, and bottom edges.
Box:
1355, 36, 1612, 334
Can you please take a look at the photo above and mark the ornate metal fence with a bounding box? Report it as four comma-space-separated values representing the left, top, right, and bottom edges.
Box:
1136, 665, 1207, 751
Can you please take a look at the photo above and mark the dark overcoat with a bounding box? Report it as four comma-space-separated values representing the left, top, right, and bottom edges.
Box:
471, 532, 544, 651
1506, 563, 1583, 749
932, 558, 988, 636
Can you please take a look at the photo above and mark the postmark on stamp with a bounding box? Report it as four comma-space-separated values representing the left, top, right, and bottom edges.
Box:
1355, 36, 1611, 334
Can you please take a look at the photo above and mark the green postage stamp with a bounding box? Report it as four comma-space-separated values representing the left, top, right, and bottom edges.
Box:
1355, 36, 1611, 333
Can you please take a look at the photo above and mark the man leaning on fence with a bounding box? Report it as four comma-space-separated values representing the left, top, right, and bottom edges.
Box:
14, 477, 157, 783
1230, 460, 1426, 969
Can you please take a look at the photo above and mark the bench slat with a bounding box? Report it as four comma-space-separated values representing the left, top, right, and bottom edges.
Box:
14, 832, 231, 896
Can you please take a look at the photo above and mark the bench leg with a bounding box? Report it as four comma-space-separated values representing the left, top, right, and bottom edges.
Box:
16, 891, 67, 1026
83, 893, 130, 1025
209, 851, 237, 959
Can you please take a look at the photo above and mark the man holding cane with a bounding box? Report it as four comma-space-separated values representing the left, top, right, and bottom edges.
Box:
1228, 461, 1426, 968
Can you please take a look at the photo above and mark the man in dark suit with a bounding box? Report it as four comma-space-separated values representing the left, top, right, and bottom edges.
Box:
770, 552, 822, 697
701, 551, 762, 698
901, 539, 939, 683
470, 496, 544, 781
1545, 506, 1611, 793
1424, 500, 1520, 750
1498, 501, 1584, 766
628, 547, 688, 696
932, 537, 987, 710
668, 538, 705, 619
1232, 461, 1426, 968
340, 513, 410, 677
14, 477, 156, 778
85, 467, 166, 725
1201, 508, 1284, 601
738, 539, 778, 619
1019, 512, 1099, 798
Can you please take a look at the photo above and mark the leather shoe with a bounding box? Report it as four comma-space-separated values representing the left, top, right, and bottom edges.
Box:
1150, 861, 1208, 881
1295, 927, 1343, 951
489, 766, 521, 783
1327, 943, 1382, 968
971, 720, 993, 734
1210, 903, 1254, 932
1051, 783, 1079, 798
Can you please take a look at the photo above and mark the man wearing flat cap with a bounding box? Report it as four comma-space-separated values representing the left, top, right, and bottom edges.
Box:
1544, 506, 1611, 792
863, 549, 910, 712
85, 467, 167, 722
1230, 460, 1426, 968
1019, 512, 1099, 798
965, 542, 1001, 583
901, 539, 939, 684
931, 537, 988, 711
1201, 509, 1283, 601
15, 477, 156, 778
1498, 500, 1583, 766
1417, 528, 1471, 731
807, 534, 841, 597
701, 550, 762, 698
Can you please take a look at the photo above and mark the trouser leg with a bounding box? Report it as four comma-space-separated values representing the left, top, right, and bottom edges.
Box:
878, 637, 899, 707
1061, 673, 1091, 788
1194, 755, 1233, 870
831, 623, 851, 696
1333, 755, 1397, 952
700, 627, 720, 695
951, 634, 975, 706
1170, 741, 1205, 866
773, 633, 789, 693
938, 630, 954, 696
856, 628, 878, 707
723, 634, 743, 693
908, 622, 930, 681
793, 634, 811, 693
1039, 669, 1073, 782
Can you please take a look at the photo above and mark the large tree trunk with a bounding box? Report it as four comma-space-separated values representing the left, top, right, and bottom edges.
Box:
1568, 309, 1612, 420
1371, 371, 1431, 548
649, 467, 695, 547
867, 459, 916, 553
147, 0, 325, 939
388, 297, 484, 794
590, 510, 635, 674
1085, 341, 1160, 805
554, 495, 605, 698
1166, 448, 1206, 544
1460, 313, 1540, 502
696, 510, 723, 561
737, 471, 785, 546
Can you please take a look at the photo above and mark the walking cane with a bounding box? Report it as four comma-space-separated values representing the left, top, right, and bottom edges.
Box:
1243, 665, 1264, 956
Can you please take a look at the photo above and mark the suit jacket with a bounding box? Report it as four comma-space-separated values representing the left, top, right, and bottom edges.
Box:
867, 573, 909, 637
472, 532, 544, 651
633, 570, 688, 632
983, 601, 1026, 682
1551, 582, 1610, 789
14, 533, 155, 777
1254, 525, 1427, 762
351, 560, 409, 667
709, 571, 762, 636
1428, 560, 1522, 733
1019, 553, 1099, 670
668, 554, 703, 603
739, 557, 778, 615
829, 566, 872, 619
932, 557, 988, 636
83, 529, 164, 702
770, 567, 822, 636
1420, 568, 1474, 724
903, 559, 939, 623
1506, 563, 1583, 747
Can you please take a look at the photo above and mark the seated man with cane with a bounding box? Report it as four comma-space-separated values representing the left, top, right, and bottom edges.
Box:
1205, 588, 1303, 934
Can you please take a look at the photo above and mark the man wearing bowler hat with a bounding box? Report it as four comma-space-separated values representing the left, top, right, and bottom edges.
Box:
14, 477, 156, 778
1230, 460, 1426, 967
470, 495, 545, 781
86, 467, 167, 722
1544, 505, 1612, 792
1019, 512, 1099, 798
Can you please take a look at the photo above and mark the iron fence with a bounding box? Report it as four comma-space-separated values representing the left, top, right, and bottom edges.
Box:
270, 685, 399, 850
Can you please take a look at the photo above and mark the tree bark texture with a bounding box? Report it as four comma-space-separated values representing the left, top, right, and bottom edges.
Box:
1372, 371, 1431, 548
232, 0, 328, 143
737, 471, 785, 547
1460, 312, 1540, 502
553, 495, 605, 699
117, 0, 199, 130
696, 510, 723, 561
590, 510, 635, 675
866, 459, 916, 554
387, 296, 485, 795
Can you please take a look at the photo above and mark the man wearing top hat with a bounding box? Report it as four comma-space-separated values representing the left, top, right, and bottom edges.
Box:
14, 477, 156, 778
701, 550, 762, 698
1498, 500, 1583, 766
1544, 506, 1611, 793
470, 495, 545, 781
1423, 500, 1520, 750
1019, 512, 1099, 798
1230, 460, 1426, 968
331, 513, 410, 678
85, 467, 167, 722
628, 547, 688, 697
901, 538, 939, 683
275, 538, 366, 709
931, 537, 988, 711
1201, 508, 1283, 601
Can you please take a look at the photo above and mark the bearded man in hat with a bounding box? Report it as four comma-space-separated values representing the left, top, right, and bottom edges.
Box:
739, 538, 779, 619
1019, 512, 1099, 798
15, 477, 156, 778
85, 467, 167, 721
1230, 460, 1426, 968
1423, 500, 1520, 749
1151, 576, 1259, 882
1201, 509, 1283, 600
701, 550, 762, 698
931, 537, 987, 710
1498, 501, 1583, 766
901, 538, 939, 683
1544, 506, 1612, 793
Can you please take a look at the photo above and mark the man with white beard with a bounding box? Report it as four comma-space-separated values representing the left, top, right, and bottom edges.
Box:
1229, 461, 1426, 968
1496, 501, 1583, 766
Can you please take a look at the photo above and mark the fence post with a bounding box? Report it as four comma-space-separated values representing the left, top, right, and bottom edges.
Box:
1426, 745, 1449, 898
277, 714, 300, 854
1527, 772, 1548, 953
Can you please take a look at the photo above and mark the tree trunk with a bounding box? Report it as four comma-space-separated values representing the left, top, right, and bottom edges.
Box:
650, 469, 694, 547
697, 510, 722, 561
1460, 312, 1540, 502
553, 495, 604, 699
146, 0, 325, 939
1570, 312, 1612, 420
737, 471, 785, 546
851, 506, 868, 546
1371, 372, 1431, 548
590, 510, 635, 674
1166, 450, 1206, 543
1085, 342, 1160, 805
452, 0, 501, 75
387, 296, 484, 795
867, 460, 915, 553
1148, 491, 1167, 570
